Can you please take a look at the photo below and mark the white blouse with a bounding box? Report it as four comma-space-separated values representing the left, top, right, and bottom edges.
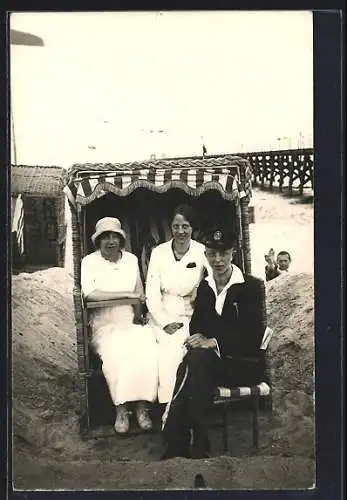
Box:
145, 239, 208, 328
81, 250, 139, 297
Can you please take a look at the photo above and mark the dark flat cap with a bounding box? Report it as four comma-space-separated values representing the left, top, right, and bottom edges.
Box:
201, 226, 237, 250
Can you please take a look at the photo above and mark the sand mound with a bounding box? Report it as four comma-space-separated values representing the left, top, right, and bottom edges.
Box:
266, 272, 314, 395
265, 272, 315, 458
12, 268, 78, 448
11, 267, 315, 489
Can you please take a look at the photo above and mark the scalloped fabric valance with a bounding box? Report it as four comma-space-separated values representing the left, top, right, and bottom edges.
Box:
63, 156, 252, 208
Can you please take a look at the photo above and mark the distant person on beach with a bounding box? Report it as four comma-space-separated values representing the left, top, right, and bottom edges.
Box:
264, 249, 291, 281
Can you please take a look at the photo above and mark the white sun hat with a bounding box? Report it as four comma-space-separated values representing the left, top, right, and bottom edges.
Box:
91, 217, 126, 245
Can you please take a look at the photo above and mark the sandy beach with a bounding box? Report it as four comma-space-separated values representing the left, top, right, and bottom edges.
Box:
250, 187, 314, 278
11, 186, 315, 490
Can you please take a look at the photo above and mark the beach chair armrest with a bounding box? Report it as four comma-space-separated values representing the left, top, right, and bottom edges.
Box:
85, 296, 143, 309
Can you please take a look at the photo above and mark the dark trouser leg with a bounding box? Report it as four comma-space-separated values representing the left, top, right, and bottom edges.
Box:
161, 348, 218, 459
161, 359, 192, 459
218, 356, 264, 388
185, 348, 218, 458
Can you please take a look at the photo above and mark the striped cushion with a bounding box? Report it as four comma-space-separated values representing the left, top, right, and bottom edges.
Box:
215, 382, 271, 399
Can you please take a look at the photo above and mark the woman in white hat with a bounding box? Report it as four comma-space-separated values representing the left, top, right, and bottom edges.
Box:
81, 217, 158, 434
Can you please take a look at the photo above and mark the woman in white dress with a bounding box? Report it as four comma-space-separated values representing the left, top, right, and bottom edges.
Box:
145, 204, 209, 404
81, 217, 158, 434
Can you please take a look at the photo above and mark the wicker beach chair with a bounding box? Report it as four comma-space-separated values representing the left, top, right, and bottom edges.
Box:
63, 155, 269, 440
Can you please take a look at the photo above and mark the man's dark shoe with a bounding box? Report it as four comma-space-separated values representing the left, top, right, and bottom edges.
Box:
160, 430, 191, 460
191, 434, 211, 459
160, 445, 191, 460
191, 448, 210, 459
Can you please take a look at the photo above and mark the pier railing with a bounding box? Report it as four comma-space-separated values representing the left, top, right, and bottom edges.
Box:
165, 148, 314, 196
241, 148, 314, 195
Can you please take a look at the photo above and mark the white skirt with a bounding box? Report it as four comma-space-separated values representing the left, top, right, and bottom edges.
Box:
148, 293, 193, 404
153, 321, 189, 404
91, 305, 158, 406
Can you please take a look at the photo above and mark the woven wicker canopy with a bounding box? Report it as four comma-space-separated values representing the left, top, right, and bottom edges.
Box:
64, 156, 252, 207
11, 165, 64, 197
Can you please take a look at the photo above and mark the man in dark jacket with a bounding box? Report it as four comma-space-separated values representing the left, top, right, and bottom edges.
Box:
265, 248, 292, 281
161, 226, 267, 459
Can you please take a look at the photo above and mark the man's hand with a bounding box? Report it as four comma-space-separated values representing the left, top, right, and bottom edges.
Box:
264, 248, 276, 268
190, 286, 198, 304
185, 334, 216, 349
163, 322, 184, 335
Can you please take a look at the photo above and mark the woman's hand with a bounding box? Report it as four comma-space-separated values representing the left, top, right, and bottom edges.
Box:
141, 315, 149, 325
133, 315, 143, 325
184, 334, 216, 349
163, 322, 184, 335
133, 315, 149, 326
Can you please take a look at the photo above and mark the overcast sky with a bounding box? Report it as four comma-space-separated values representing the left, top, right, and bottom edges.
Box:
10, 11, 313, 166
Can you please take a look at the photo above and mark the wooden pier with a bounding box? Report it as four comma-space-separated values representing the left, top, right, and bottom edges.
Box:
166, 148, 314, 196
243, 148, 314, 195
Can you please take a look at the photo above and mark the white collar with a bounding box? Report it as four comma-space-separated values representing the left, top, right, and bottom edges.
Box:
97, 249, 124, 266
169, 238, 194, 260
205, 264, 245, 315
205, 264, 245, 295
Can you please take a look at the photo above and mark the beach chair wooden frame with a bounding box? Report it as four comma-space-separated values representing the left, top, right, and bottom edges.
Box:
213, 324, 273, 452
63, 154, 270, 439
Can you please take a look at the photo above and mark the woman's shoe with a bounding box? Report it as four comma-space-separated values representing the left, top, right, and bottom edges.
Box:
114, 405, 130, 434
136, 403, 153, 431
